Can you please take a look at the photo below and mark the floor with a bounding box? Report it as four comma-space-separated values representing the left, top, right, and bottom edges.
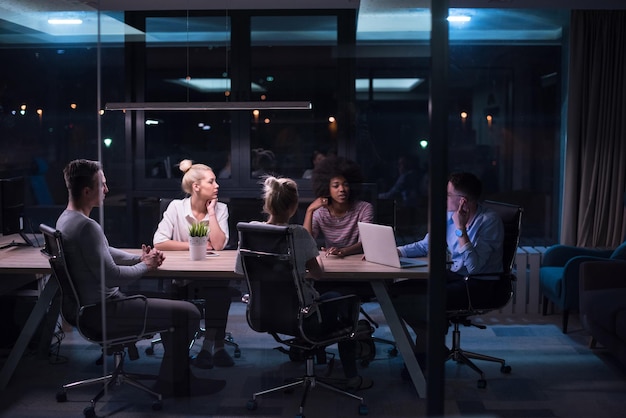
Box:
1, 302, 626, 418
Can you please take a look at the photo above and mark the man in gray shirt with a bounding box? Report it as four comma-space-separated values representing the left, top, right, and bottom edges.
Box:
56, 159, 225, 397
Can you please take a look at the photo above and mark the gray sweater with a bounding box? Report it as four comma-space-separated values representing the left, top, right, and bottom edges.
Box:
56, 210, 148, 305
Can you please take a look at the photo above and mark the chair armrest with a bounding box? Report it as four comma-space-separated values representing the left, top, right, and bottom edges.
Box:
459, 272, 514, 311
299, 294, 362, 346
465, 271, 515, 281
580, 260, 626, 291
563, 255, 613, 276
78, 295, 151, 344
542, 245, 613, 267
316, 293, 361, 326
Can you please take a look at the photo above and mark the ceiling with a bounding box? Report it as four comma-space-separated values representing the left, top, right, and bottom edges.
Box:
2, 0, 620, 47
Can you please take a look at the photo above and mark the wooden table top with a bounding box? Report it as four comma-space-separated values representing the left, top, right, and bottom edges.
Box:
0, 242, 428, 281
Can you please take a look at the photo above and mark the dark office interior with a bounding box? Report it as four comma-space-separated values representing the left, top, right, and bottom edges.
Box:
1, 1, 626, 417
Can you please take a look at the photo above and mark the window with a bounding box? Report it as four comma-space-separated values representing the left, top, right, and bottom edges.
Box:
248, 15, 340, 183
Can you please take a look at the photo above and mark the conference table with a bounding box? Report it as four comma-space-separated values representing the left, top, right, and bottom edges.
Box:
0, 240, 429, 396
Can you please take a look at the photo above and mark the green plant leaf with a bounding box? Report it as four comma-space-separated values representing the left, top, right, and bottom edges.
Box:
188, 222, 209, 237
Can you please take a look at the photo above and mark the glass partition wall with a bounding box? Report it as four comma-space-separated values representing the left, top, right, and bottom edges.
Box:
0, 1, 569, 413
0, 5, 566, 246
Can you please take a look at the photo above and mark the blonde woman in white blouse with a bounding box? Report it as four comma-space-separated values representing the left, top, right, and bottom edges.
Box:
154, 159, 235, 370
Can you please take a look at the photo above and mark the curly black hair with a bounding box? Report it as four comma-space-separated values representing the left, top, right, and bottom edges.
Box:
311, 155, 364, 203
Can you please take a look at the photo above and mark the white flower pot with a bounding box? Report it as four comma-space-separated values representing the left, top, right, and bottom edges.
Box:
189, 236, 208, 261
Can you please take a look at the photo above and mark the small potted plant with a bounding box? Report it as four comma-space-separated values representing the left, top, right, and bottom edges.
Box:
188, 222, 209, 261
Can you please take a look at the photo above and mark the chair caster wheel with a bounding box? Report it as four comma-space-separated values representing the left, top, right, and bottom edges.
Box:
234, 348, 241, 358
501, 365, 511, 374
477, 379, 487, 389
359, 404, 369, 415
388, 348, 398, 357
145, 347, 155, 355
56, 391, 67, 402
83, 406, 96, 417
152, 400, 163, 411
246, 399, 258, 410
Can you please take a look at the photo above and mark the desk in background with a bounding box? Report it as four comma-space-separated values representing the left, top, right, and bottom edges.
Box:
0, 245, 428, 396
0, 239, 57, 391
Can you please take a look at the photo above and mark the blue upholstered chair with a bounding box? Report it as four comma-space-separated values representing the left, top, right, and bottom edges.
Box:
539, 241, 626, 333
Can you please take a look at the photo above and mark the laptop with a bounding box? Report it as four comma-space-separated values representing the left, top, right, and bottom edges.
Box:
358, 222, 428, 269
19, 217, 44, 248
20, 230, 44, 247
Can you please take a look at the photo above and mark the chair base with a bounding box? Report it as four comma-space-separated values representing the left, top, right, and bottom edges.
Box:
247, 356, 368, 416
447, 321, 511, 388
57, 351, 162, 416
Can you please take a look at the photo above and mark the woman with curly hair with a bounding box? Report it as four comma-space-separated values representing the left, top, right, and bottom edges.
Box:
303, 156, 374, 257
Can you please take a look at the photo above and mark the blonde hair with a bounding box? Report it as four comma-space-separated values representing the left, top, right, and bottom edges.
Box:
179, 159, 213, 195
262, 175, 299, 218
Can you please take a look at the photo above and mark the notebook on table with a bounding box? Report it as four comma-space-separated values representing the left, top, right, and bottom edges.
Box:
358, 222, 428, 269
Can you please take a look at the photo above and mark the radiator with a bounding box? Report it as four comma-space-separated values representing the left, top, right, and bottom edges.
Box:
500, 246, 548, 315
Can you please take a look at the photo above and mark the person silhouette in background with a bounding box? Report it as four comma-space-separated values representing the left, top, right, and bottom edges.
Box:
302, 150, 326, 179
378, 154, 422, 209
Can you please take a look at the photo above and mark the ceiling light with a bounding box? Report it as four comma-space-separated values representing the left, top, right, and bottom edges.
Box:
167, 78, 266, 93
105, 102, 313, 111
447, 15, 471, 23
48, 19, 83, 25
355, 78, 424, 93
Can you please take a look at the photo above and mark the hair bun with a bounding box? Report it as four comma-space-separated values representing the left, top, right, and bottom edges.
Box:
179, 159, 193, 173
263, 175, 278, 189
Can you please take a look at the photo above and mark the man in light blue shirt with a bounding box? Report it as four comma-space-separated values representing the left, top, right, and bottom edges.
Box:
391, 172, 504, 370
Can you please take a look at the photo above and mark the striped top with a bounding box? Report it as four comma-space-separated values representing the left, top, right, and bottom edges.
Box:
311, 200, 374, 248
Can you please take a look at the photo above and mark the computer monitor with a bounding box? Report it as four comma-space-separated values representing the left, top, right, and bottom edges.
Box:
0, 176, 25, 236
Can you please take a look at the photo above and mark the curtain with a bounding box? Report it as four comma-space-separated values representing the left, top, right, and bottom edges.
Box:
562, 11, 626, 247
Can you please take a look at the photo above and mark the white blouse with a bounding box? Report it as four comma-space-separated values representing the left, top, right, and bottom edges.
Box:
153, 197, 229, 245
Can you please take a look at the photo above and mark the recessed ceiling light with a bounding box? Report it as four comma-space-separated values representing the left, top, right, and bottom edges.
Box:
167, 78, 266, 93
48, 19, 83, 25
355, 78, 424, 93
447, 15, 471, 23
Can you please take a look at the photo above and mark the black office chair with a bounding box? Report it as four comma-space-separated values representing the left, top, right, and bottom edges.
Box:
145, 197, 241, 358
445, 200, 523, 388
39, 224, 165, 418
237, 222, 369, 417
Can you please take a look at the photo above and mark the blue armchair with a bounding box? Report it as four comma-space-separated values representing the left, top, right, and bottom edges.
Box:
539, 241, 626, 333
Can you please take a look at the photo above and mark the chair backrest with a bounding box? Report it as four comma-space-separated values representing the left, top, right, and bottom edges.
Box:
159, 198, 173, 219
40, 223, 156, 346
482, 200, 523, 275
227, 198, 265, 249
236, 222, 303, 337
460, 200, 523, 311
39, 223, 81, 327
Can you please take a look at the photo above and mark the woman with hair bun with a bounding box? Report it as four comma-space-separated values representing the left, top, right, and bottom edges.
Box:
235, 175, 373, 390
153, 159, 236, 370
